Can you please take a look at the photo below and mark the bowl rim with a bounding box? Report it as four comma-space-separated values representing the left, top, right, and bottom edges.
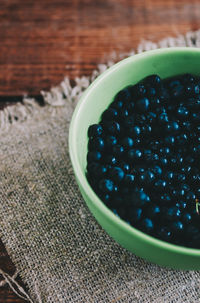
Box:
69, 47, 200, 256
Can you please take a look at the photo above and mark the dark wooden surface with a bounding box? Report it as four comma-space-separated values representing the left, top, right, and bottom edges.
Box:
1, 0, 200, 302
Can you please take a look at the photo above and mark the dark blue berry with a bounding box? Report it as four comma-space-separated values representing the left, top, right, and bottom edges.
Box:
88, 137, 105, 151
102, 121, 120, 135
99, 179, 114, 193
164, 135, 175, 145
185, 84, 200, 96
144, 75, 161, 87
157, 227, 172, 242
139, 218, 154, 233
112, 144, 124, 156
134, 83, 146, 97
129, 208, 143, 224
115, 87, 132, 103
128, 149, 142, 161
129, 125, 141, 137
154, 179, 167, 191
145, 204, 160, 218
105, 135, 117, 147
122, 137, 134, 149
87, 151, 102, 162
165, 121, 179, 132
166, 206, 181, 221
150, 97, 161, 109
88, 124, 103, 137
109, 167, 124, 183
104, 155, 117, 165
151, 165, 162, 176
177, 106, 189, 118
124, 174, 135, 186
102, 108, 118, 120
120, 162, 130, 173
136, 97, 150, 112
87, 162, 108, 177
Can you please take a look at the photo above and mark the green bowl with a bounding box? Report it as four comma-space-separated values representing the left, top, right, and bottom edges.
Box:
69, 47, 200, 270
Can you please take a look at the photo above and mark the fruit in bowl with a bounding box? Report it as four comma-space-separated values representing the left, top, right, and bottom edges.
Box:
69, 48, 200, 270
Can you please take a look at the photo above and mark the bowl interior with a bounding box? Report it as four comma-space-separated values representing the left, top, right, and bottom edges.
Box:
69, 48, 200, 269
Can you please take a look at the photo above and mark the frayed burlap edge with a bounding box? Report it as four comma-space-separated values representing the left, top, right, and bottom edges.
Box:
1, 29, 200, 302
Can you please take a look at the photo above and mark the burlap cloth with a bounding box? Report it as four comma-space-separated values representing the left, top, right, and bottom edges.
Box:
1, 32, 200, 303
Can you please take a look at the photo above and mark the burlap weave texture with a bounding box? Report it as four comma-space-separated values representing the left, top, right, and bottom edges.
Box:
1, 32, 200, 302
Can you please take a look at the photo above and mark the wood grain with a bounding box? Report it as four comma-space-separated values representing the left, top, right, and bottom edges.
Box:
1, 0, 200, 302
0, 0, 200, 96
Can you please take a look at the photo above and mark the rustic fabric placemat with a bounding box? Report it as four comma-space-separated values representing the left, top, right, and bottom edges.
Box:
1, 32, 200, 303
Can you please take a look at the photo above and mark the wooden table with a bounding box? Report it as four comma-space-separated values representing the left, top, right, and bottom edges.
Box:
1, 0, 200, 301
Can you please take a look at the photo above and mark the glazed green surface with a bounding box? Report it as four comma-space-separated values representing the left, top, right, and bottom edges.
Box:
69, 48, 200, 270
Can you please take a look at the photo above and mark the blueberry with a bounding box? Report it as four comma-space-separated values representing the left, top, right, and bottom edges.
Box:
87, 151, 102, 162
128, 149, 142, 161
154, 179, 167, 191
99, 179, 114, 193
88, 124, 103, 137
136, 97, 150, 112
109, 167, 125, 183
177, 106, 189, 118
164, 135, 175, 145
160, 193, 171, 203
144, 74, 161, 87
87, 162, 108, 177
168, 79, 181, 89
105, 135, 117, 148
112, 144, 124, 156
127, 102, 135, 112
165, 171, 175, 181
186, 191, 196, 201
181, 73, 195, 84
124, 116, 135, 128
166, 206, 181, 221
131, 191, 150, 207
134, 83, 147, 97
141, 125, 152, 135
129, 208, 143, 224
102, 121, 120, 135
182, 212, 192, 224
171, 84, 184, 99
120, 162, 130, 172
129, 125, 141, 137
158, 112, 169, 124
88, 137, 105, 151
119, 108, 129, 120
185, 84, 200, 96
157, 227, 172, 242
102, 108, 118, 120
151, 165, 162, 176
122, 137, 134, 149
112, 99, 124, 109
176, 134, 188, 145
146, 86, 156, 97
159, 157, 168, 166
124, 174, 135, 186
165, 121, 179, 132
145, 204, 160, 218
171, 221, 184, 233
139, 218, 154, 233
115, 87, 132, 103
159, 87, 170, 103
104, 155, 117, 165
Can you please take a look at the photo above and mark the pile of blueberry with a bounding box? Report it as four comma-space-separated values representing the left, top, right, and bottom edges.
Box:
86, 74, 200, 249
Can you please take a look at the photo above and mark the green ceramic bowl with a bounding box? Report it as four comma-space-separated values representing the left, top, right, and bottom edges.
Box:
69, 47, 200, 270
